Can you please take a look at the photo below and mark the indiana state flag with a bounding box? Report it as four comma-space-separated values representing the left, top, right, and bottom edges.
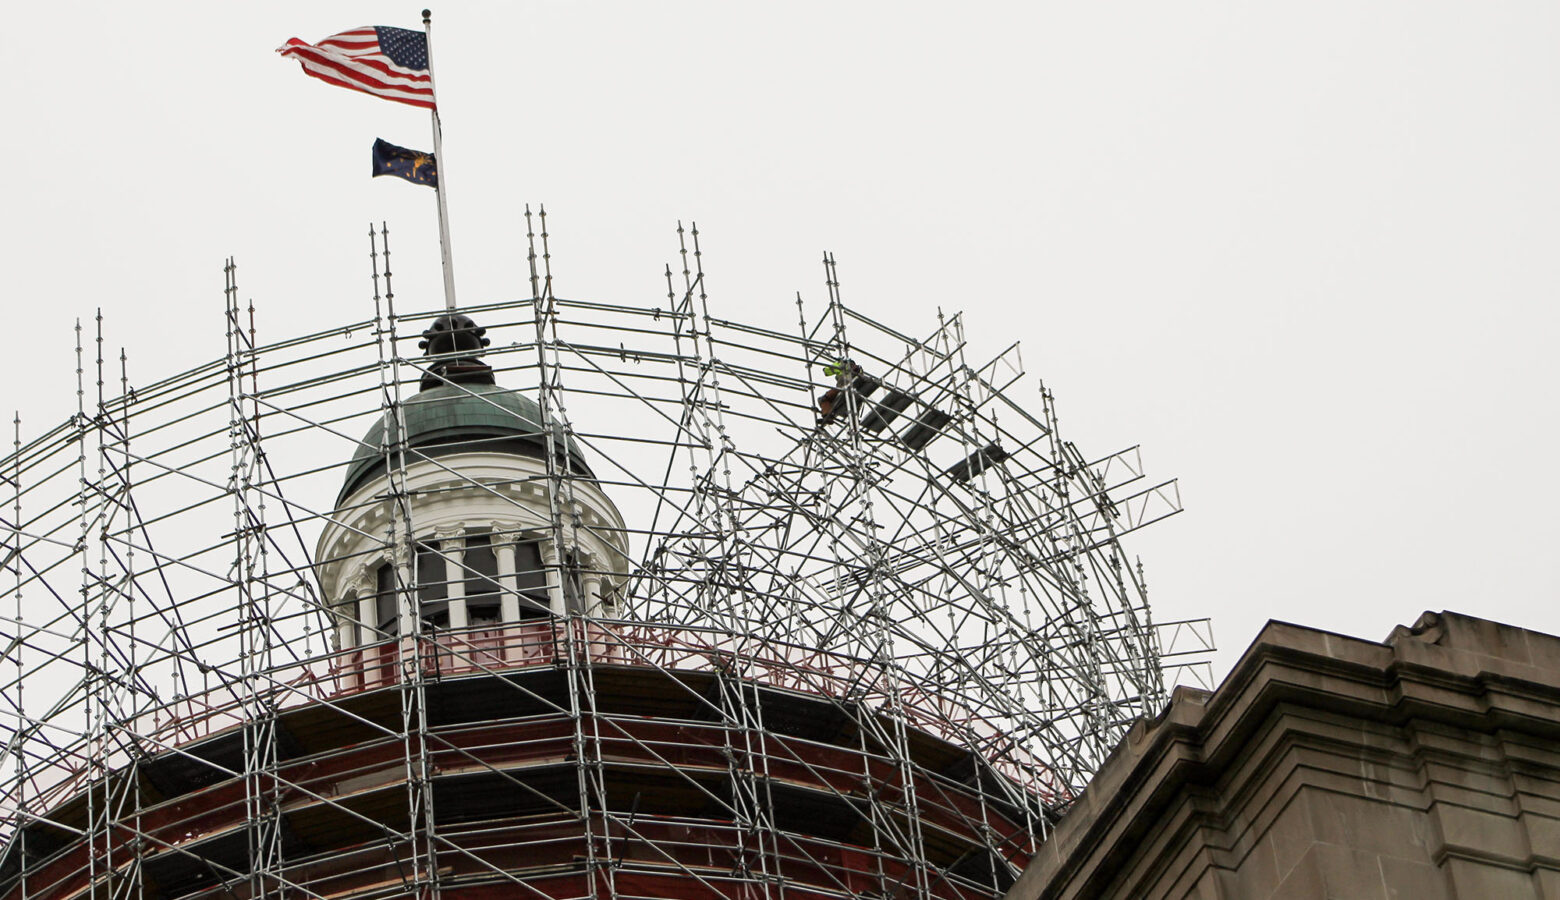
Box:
372, 138, 437, 187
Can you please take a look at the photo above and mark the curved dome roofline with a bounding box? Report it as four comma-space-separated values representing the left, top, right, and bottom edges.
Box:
337, 382, 592, 507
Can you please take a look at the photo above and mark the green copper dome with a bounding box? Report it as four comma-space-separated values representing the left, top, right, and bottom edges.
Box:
337, 383, 591, 506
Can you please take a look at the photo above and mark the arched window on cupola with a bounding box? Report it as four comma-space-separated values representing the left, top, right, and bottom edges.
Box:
461, 533, 503, 626
415, 539, 450, 629
374, 562, 399, 638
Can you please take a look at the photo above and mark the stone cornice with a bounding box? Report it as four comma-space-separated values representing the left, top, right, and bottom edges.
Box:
1008, 611, 1560, 899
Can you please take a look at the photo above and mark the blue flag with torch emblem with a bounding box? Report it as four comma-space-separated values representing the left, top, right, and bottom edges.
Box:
372, 138, 437, 187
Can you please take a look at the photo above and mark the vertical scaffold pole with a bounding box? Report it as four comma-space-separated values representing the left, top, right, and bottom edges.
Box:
73, 318, 104, 900
227, 262, 283, 900
669, 221, 782, 895
525, 204, 615, 898
373, 224, 444, 900
8, 412, 24, 900
824, 254, 932, 900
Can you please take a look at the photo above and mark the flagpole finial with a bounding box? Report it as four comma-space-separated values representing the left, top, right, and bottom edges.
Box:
423, 9, 432, 24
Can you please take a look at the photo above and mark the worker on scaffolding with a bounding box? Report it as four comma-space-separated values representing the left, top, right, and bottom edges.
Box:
818, 358, 862, 421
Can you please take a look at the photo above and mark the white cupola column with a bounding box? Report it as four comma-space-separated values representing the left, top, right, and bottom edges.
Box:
338, 569, 372, 690
341, 570, 370, 651
436, 526, 469, 630
493, 529, 524, 624
356, 581, 377, 648
392, 540, 415, 639
580, 550, 604, 617
541, 541, 567, 616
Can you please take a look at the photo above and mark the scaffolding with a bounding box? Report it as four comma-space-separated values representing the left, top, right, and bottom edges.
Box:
0, 213, 1213, 900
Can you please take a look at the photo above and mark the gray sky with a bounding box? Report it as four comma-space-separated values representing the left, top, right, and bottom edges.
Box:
6, 2, 1558, 680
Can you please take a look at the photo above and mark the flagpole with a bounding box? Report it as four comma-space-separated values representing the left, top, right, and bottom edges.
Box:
423, 8, 457, 311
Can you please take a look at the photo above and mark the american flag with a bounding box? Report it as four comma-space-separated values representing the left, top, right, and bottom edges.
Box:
277, 26, 435, 110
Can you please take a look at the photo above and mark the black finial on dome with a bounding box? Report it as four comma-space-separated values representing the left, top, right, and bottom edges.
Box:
418, 313, 496, 391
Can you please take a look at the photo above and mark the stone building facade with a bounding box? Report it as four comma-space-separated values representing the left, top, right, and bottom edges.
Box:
1006, 611, 1560, 899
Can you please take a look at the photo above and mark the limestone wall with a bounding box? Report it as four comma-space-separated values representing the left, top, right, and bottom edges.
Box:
1006, 611, 1560, 899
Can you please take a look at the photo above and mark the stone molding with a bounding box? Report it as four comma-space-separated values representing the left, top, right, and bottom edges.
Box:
1006, 611, 1560, 900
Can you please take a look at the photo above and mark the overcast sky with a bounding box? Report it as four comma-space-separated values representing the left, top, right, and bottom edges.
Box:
6, 2, 1558, 681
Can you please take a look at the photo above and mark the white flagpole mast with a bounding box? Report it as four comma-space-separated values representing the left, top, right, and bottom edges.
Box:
423, 8, 457, 311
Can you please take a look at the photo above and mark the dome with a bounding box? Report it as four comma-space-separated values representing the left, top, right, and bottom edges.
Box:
337, 382, 592, 506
